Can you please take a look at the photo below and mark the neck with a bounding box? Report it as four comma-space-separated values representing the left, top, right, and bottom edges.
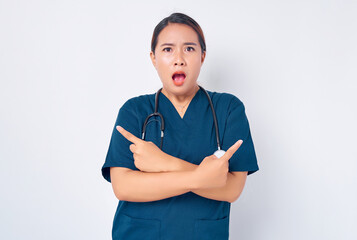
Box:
161, 85, 200, 106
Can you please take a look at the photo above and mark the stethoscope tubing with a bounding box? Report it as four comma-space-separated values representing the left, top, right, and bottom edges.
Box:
141, 85, 221, 151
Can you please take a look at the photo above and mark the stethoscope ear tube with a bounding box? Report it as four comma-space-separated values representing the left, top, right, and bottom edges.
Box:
142, 88, 165, 149
200, 85, 221, 151
142, 112, 164, 138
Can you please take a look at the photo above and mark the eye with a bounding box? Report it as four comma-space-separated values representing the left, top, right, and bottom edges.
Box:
186, 46, 195, 51
163, 47, 171, 52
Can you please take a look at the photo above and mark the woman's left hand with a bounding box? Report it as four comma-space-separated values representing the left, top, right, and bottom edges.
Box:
116, 125, 172, 172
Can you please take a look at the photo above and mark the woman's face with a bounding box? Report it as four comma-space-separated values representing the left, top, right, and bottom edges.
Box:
150, 23, 206, 97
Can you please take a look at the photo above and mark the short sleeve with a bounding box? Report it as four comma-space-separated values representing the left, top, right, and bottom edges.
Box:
222, 96, 259, 175
101, 99, 140, 183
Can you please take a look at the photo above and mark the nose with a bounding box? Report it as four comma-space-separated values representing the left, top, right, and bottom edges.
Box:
174, 51, 185, 66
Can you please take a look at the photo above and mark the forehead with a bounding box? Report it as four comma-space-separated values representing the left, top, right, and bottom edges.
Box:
157, 23, 199, 43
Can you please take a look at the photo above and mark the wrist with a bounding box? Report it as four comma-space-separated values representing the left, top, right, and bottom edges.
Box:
165, 155, 181, 172
168, 156, 198, 172
157, 153, 179, 172
187, 169, 201, 191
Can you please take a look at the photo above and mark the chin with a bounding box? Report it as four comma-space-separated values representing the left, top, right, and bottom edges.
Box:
175, 83, 198, 94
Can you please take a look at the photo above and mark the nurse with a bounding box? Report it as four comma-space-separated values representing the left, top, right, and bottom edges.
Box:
101, 12, 259, 240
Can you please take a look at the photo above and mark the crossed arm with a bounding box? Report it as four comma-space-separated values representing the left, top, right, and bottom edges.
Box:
110, 126, 248, 203
166, 156, 247, 203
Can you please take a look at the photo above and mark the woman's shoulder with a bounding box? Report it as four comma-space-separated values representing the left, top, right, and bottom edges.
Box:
206, 89, 244, 108
204, 89, 246, 119
120, 92, 156, 112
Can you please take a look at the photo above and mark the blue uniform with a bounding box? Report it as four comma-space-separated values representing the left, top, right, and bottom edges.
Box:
101, 88, 259, 240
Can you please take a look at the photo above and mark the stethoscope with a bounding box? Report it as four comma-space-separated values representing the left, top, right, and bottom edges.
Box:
141, 85, 226, 158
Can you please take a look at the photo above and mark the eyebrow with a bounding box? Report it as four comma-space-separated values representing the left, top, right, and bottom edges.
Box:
160, 42, 198, 47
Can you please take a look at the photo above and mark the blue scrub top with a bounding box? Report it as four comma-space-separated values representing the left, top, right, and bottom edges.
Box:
102, 87, 259, 240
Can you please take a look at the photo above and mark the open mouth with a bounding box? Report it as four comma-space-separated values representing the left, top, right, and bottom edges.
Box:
172, 71, 186, 86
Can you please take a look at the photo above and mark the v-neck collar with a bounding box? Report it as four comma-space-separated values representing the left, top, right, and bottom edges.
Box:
159, 87, 202, 120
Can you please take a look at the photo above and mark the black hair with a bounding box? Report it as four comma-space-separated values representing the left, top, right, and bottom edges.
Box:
151, 12, 206, 55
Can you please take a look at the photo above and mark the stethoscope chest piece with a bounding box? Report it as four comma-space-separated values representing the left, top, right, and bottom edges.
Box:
214, 150, 226, 158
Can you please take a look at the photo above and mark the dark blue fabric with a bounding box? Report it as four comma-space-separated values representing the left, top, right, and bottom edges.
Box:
101, 88, 259, 240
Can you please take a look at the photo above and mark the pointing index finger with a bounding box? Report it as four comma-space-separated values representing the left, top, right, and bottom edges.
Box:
116, 125, 142, 144
221, 139, 243, 161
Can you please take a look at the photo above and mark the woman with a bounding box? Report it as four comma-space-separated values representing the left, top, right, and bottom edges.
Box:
101, 12, 259, 240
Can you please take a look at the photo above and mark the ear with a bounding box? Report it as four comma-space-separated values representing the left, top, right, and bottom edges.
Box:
201, 51, 206, 65
150, 51, 157, 68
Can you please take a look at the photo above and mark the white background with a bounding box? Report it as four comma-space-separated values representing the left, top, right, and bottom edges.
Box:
1, 0, 356, 239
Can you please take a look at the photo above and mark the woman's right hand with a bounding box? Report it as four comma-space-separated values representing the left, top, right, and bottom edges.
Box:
193, 140, 243, 189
